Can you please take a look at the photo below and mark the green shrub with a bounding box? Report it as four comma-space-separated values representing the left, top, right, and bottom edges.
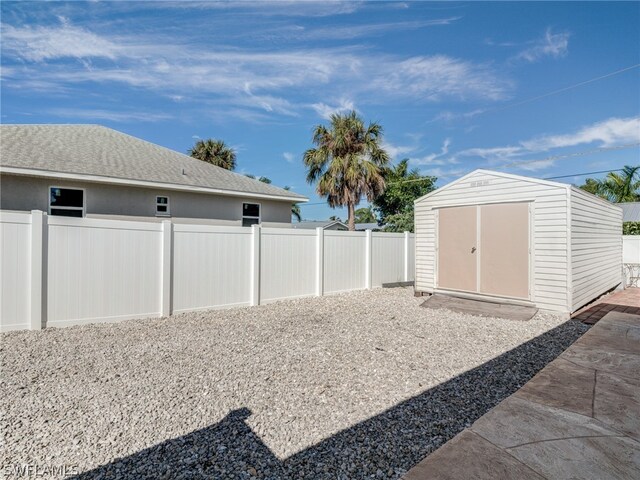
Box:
623, 221, 640, 235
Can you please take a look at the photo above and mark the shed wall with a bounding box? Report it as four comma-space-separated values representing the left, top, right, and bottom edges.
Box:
415, 171, 570, 312
570, 188, 622, 311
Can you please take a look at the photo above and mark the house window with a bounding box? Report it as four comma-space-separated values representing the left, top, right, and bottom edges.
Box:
242, 203, 260, 227
49, 187, 84, 217
156, 196, 170, 216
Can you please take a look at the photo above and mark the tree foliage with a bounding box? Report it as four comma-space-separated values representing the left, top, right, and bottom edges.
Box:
354, 206, 376, 223
188, 139, 237, 170
623, 222, 640, 235
246, 175, 301, 222
372, 159, 437, 232
303, 111, 389, 230
245, 174, 272, 184
579, 165, 640, 203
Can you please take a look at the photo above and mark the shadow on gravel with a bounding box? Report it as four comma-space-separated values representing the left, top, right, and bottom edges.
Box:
72, 320, 588, 480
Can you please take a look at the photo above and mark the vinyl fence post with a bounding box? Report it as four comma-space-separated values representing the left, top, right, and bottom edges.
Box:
316, 227, 324, 296
404, 231, 410, 282
161, 220, 173, 317
250, 224, 261, 306
29, 210, 46, 330
365, 229, 372, 289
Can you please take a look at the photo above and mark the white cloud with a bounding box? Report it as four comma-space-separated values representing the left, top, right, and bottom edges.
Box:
283, 152, 295, 163
46, 108, 171, 122
410, 138, 454, 166
521, 116, 640, 151
310, 99, 356, 119
515, 28, 570, 63
425, 166, 468, 179
1, 21, 122, 61
2, 21, 513, 119
157, 1, 364, 17
516, 159, 556, 172
431, 108, 485, 124
289, 17, 461, 41
382, 141, 415, 159
454, 116, 640, 171
372, 55, 511, 101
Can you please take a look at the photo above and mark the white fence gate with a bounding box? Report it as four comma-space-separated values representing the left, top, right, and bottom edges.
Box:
623, 235, 640, 287
0, 211, 415, 331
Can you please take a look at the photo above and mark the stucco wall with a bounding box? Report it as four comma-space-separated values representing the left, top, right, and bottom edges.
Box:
0, 174, 293, 227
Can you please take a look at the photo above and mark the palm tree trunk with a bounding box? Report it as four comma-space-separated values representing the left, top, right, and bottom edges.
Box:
347, 202, 355, 231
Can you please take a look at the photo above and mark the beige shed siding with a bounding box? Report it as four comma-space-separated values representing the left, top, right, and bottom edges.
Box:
570, 187, 622, 311
415, 171, 570, 312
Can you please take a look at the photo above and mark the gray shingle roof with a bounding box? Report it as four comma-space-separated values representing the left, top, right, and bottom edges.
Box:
292, 220, 348, 229
0, 124, 307, 201
621, 202, 640, 222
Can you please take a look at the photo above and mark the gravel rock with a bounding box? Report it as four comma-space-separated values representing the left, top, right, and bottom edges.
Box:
1, 287, 588, 479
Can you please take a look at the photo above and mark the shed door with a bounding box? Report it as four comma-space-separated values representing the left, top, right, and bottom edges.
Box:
479, 203, 529, 299
437, 206, 478, 292
436, 202, 530, 300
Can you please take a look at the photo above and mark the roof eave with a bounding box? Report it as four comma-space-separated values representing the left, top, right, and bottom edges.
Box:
1, 166, 309, 203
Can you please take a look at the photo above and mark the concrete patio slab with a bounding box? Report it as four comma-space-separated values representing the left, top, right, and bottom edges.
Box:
561, 342, 640, 380
403, 308, 640, 480
470, 396, 618, 449
402, 430, 545, 480
594, 371, 640, 441
578, 318, 640, 356
420, 294, 538, 321
513, 357, 595, 416
507, 435, 640, 480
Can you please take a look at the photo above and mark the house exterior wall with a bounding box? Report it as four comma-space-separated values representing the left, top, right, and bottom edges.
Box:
569, 187, 622, 311
414, 170, 570, 313
0, 174, 293, 227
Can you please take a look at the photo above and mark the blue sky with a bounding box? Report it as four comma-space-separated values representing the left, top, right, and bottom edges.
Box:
2, 1, 639, 220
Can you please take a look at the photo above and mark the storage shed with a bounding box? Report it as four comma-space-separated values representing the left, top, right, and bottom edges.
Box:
414, 170, 623, 314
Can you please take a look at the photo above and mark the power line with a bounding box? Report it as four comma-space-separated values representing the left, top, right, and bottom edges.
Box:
544, 169, 625, 180
481, 64, 640, 116
497, 143, 640, 169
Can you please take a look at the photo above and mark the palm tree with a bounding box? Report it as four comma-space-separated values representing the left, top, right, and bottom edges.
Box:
580, 165, 640, 202
303, 111, 389, 230
284, 186, 302, 222
188, 139, 236, 170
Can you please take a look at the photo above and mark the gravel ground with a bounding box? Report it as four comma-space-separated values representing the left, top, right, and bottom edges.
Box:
1, 287, 589, 479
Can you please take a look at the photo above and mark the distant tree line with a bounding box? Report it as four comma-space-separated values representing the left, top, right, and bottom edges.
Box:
188, 111, 437, 231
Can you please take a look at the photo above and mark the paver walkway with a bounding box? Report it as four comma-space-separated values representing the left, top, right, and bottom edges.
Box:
403, 309, 640, 480
572, 287, 640, 324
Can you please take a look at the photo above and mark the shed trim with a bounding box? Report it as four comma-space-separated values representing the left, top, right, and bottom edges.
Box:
566, 187, 573, 312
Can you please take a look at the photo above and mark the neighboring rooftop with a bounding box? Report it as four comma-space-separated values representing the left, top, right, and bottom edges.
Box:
355, 222, 383, 231
621, 202, 640, 222
0, 124, 307, 202
292, 220, 348, 230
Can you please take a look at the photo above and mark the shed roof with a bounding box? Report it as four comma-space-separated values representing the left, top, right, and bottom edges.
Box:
414, 169, 568, 204
0, 124, 307, 202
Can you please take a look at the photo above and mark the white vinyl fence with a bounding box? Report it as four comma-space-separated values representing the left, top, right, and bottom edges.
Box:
0, 211, 415, 331
623, 235, 640, 287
